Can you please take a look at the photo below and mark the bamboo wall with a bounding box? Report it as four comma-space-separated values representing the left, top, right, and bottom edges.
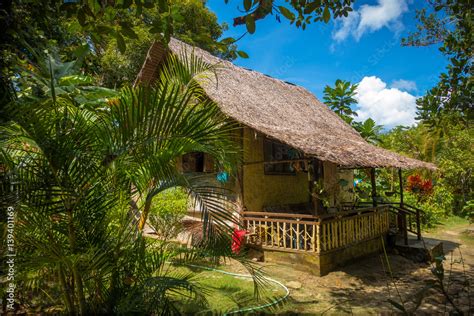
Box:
242, 127, 309, 211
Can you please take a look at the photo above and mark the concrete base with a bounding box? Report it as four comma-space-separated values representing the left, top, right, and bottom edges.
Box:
395, 235, 444, 263
261, 236, 386, 276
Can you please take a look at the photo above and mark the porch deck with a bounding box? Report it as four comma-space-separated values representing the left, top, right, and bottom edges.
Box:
243, 205, 391, 255
243, 203, 422, 255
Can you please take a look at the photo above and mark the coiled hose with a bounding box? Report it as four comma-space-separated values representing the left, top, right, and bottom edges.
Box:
184, 264, 290, 315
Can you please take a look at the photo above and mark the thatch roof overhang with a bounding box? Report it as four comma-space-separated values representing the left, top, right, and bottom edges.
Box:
136, 38, 436, 171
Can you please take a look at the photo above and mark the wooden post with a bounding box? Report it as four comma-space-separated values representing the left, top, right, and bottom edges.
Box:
397, 168, 406, 240
276, 222, 281, 247
370, 168, 377, 207
416, 210, 421, 240
403, 214, 408, 245
308, 158, 314, 208
398, 168, 404, 207
296, 220, 300, 250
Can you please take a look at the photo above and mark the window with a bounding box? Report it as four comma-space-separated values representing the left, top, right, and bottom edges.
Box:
182, 152, 205, 172
263, 139, 301, 175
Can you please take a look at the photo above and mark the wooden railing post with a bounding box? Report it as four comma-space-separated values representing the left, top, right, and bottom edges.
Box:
402, 213, 408, 245
316, 224, 320, 253
296, 219, 300, 250
370, 168, 377, 207
416, 209, 421, 240
398, 168, 404, 207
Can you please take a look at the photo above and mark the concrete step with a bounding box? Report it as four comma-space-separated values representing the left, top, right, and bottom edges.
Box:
395, 234, 443, 263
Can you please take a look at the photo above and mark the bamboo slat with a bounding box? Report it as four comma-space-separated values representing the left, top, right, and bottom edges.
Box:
296, 222, 300, 250
276, 222, 281, 247
316, 224, 320, 253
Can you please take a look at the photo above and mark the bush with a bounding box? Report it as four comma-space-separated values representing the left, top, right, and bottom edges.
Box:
462, 200, 474, 223
148, 188, 188, 240
403, 184, 455, 228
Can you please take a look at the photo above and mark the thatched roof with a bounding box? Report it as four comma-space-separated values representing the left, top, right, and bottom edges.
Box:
136, 38, 436, 170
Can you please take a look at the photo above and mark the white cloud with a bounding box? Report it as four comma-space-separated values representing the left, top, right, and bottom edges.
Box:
391, 79, 417, 92
332, 0, 408, 42
332, 10, 359, 42
355, 76, 418, 128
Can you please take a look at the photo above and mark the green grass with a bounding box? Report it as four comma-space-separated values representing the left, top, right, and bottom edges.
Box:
424, 215, 474, 246
168, 265, 287, 315
423, 215, 470, 233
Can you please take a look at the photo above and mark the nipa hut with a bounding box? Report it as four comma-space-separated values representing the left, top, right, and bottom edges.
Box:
136, 38, 437, 275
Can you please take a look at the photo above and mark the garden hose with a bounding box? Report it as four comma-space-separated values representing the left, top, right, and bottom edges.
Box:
183, 263, 290, 315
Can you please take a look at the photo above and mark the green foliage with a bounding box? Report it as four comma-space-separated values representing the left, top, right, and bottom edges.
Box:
380, 124, 441, 163
392, 0, 473, 226
380, 120, 473, 226
13, 49, 117, 108
352, 118, 383, 144
171, 0, 239, 60
230, 0, 354, 32
1, 0, 241, 98
152, 188, 188, 218
437, 125, 473, 210
98, 26, 154, 88
462, 200, 474, 223
0, 51, 252, 314
323, 79, 384, 145
98, 0, 239, 88
402, 186, 454, 228
148, 188, 188, 241
403, 0, 473, 126
323, 79, 358, 124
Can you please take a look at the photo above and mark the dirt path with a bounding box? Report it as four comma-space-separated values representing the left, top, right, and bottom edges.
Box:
227, 219, 474, 315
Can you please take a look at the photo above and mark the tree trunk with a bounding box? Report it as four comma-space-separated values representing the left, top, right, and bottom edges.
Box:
138, 197, 153, 231
59, 266, 75, 315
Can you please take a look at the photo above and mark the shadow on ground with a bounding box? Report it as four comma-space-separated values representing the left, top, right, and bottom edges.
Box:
225, 226, 473, 315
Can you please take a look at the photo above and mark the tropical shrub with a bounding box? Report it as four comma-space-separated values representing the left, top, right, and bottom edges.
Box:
406, 174, 433, 196
0, 50, 253, 314
148, 188, 188, 241
462, 200, 474, 223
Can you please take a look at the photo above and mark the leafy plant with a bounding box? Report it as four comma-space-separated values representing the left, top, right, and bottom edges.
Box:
230, 0, 354, 32
0, 49, 259, 314
403, 0, 473, 126
323, 79, 358, 124
406, 174, 433, 196
462, 200, 474, 223
353, 118, 383, 144
148, 188, 188, 241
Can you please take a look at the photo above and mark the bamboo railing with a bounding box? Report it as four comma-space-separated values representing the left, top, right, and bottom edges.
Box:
242, 205, 390, 254
354, 201, 423, 245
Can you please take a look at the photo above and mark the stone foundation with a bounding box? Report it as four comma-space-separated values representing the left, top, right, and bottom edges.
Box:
261, 236, 386, 276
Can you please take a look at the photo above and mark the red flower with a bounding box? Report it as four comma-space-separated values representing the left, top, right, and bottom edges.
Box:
407, 174, 433, 195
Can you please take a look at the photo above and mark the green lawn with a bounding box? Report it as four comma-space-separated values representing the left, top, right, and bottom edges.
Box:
424, 215, 471, 233
169, 265, 288, 315
424, 215, 474, 247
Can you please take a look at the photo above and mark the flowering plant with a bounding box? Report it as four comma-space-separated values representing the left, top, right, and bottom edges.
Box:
407, 174, 433, 195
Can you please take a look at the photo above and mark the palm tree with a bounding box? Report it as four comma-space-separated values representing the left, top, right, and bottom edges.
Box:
323, 79, 358, 123
0, 49, 257, 314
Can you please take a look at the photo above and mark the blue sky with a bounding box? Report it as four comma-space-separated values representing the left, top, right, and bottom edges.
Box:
206, 0, 448, 128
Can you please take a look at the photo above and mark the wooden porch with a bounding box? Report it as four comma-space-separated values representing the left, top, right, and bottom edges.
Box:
242, 203, 423, 255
